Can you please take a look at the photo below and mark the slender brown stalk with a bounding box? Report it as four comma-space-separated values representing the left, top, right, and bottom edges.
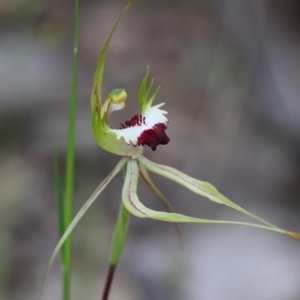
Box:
102, 264, 117, 300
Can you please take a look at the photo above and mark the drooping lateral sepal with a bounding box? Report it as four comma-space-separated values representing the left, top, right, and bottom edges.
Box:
138, 156, 281, 230
122, 160, 291, 237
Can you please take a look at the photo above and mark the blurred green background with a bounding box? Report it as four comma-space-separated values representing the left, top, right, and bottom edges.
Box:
1, 0, 300, 299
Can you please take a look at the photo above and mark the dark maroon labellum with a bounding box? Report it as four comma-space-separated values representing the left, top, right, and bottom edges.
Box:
137, 123, 170, 150
120, 114, 170, 150
120, 114, 145, 128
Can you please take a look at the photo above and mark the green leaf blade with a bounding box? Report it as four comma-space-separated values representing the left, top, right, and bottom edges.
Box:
52, 144, 65, 238
39, 158, 127, 300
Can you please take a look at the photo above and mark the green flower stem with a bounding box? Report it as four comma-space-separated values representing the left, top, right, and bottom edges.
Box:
102, 264, 117, 300
109, 202, 130, 265
102, 202, 130, 300
63, 0, 80, 299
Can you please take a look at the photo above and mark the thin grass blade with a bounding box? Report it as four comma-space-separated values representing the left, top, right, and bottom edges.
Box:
39, 158, 127, 300
62, 0, 80, 298
52, 144, 64, 238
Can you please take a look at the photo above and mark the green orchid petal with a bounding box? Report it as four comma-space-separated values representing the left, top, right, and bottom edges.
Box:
39, 157, 128, 300
138, 162, 182, 245
138, 67, 161, 115
122, 160, 295, 237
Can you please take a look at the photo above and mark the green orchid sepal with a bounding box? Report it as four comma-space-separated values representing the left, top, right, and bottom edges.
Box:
90, 0, 167, 158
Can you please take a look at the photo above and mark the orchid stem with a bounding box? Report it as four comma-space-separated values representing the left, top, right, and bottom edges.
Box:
102, 264, 116, 300
101, 202, 130, 300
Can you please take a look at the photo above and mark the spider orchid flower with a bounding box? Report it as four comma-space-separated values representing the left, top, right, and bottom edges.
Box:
40, 1, 300, 299
92, 80, 169, 158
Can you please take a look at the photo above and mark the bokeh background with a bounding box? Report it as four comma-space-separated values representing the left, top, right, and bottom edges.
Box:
1, 0, 300, 299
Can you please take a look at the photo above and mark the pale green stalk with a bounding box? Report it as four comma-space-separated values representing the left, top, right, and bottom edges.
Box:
102, 202, 130, 300
109, 202, 130, 265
